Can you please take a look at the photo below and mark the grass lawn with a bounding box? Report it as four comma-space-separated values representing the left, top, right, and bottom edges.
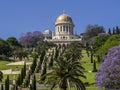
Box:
80, 50, 102, 89
2, 74, 19, 83
0, 50, 103, 90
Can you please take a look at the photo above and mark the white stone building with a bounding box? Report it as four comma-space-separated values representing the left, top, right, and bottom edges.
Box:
43, 12, 82, 46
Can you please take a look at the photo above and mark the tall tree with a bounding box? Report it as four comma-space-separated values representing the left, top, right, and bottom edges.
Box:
19, 31, 43, 48
0, 38, 11, 56
113, 27, 116, 34
92, 60, 97, 72
1, 84, 3, 90
40, 57, 47, 81
116, 26, 120, 34
5, 75, 9, 90
45, 56, 86, 90
84, 24, 105, 40
96, 46, 120, 89
32, 74, 36, 90
108, 28, 112, 35
93, 34, 110, 52
0, 71, 3, 82
64, 41, 82, 61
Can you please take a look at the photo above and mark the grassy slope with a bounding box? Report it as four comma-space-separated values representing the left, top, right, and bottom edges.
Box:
0, 50, 104, 90
81, 50, 103, 89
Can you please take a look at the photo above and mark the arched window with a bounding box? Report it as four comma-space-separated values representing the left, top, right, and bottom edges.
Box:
66, 26, 68, 32
60, 26, 62, 32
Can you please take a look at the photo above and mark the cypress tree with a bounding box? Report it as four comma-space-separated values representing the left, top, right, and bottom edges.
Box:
32, 74, 36, 90
5, 75, 9, 90
113, 27, 116, 34
40, 57, 47, 81
116, 26, 120, 34
92, 60, 97, 72
17, 74, 21, 86
23, 61, 26, 77
97, 55, 101, 63
1, 84, 3, 90
108, 28, 112, 35
29, 84, 32, 90
85, 42, 90, 57
54, 47, 59, 59
90, 46, 93, 63
48, 55, 53, 68
20, 68, 24, 85
31, 58, 37, 74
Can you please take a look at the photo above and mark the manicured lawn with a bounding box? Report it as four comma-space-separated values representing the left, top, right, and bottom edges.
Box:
2, 74, 19, 83
0, 50, 103, 90
80, 50, 102, 88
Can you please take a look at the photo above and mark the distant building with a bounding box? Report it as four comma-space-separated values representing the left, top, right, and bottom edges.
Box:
43, 12, 82, 47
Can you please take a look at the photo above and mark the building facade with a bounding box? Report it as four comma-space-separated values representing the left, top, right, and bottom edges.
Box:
43, 13, 82, 46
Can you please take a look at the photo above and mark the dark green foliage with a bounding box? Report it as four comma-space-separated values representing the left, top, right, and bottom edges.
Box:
113, 28, 116, 34
64, 41, 82, 61
90, 46, 94, 63
29, 84, 32, 90
116, 26, 120, 34
36, 50, 46, 73
32, 74, 36, 90
31, 52, 38, 59
1, 84, 3, 90
97, 34, 120, 55
14, 48, 29, 61
6, 37, 21, 47
30, 58, 37, 74
48, 55, 53, 68
85, 42, 90, 57
93, 34, 110, 52
54, 47, 59, 59
40, 57, 47, 81
0, 71, 3, 82
97, 55, 101, 63
17, 74, 21, 86
5, 75, 9, 90
45, 56, 86, 90
84, 24, 105, 40
24, 73, 30, 87
23, 62, 26, 77
92, 60, 97, 72
0, 38, 11, 56
20, 68, 24, 85
40, 50, 46, 65
108, 28, 112, 35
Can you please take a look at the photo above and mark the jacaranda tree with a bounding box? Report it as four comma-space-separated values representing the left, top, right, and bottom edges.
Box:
95, 46, 120, 89
19, 31, 43, 48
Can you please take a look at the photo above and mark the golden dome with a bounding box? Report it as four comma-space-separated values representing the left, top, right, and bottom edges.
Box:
55, 13, 74, 25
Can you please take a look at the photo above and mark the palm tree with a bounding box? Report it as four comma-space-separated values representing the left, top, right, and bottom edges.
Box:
45, 56, 86, 90
64, 41, 83, 61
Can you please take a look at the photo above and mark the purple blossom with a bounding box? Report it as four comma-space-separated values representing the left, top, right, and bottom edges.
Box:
95, 46, 120, 89
19, 31, 43, 47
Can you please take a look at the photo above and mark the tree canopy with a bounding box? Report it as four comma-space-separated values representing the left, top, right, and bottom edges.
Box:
93, 34, 110, 52
84, 24, 105, 41
95, 46, 120, 89
96, 34, 120, 55
19, 31, 43, 47
0, 38, 11, 56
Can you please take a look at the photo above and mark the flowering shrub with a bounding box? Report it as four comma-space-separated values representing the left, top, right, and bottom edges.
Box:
95, 46, 120, 89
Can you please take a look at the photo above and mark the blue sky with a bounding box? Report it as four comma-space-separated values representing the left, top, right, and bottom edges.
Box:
0, 0, 120, 39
